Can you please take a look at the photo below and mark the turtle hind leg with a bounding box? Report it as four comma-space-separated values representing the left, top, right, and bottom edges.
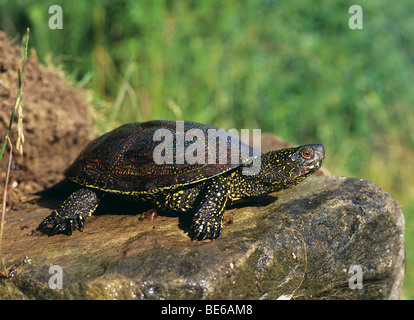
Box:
36, 188, 102, 236
191, 177, 229, 240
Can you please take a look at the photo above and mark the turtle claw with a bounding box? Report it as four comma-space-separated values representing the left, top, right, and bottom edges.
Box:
36, 219, 50, 233
77, 216, 85, 230
36, 212, 85, 236
191, 228, 208, 241
190, 218, 222, 241
210, 227, 222, 240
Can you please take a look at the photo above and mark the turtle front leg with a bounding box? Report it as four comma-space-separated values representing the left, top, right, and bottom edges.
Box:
37, 188, 102, 236
191, 177, 229, 240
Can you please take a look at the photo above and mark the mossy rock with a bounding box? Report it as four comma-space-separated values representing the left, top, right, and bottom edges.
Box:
0, 175, 405, 300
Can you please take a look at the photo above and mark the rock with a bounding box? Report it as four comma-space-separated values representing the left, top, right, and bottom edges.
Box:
0, 175, 405, 299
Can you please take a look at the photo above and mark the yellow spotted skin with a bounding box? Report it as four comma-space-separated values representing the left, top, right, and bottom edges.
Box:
36, 121, 325, 240
36, 188, 101, 235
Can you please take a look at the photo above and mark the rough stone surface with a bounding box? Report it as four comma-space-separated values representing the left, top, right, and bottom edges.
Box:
0, 175, 405, 300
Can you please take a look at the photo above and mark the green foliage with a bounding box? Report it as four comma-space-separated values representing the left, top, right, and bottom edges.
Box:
1, 0, 414, 298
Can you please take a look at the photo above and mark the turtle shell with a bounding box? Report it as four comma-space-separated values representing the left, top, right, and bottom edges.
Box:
65, 120, 261, 194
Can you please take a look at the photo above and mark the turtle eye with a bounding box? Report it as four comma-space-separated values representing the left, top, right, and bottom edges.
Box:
300, 147, 314, 159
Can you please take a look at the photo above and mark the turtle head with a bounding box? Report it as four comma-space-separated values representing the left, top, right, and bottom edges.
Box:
264, 144, 325, 189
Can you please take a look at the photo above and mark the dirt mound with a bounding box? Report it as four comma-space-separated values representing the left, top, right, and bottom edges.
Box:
0, 31, 95, 196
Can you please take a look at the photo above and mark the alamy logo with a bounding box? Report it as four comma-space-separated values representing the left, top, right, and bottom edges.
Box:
48, 265, 63, 289
348, 5, 363, 30
48, 5, 63, 30
152, 121, 262, 175
348, 264, 363, 290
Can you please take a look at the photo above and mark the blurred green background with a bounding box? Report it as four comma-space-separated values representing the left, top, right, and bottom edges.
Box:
1, 0, 413, 298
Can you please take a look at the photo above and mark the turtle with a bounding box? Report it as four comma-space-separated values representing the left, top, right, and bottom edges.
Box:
36, 120, 325, 240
